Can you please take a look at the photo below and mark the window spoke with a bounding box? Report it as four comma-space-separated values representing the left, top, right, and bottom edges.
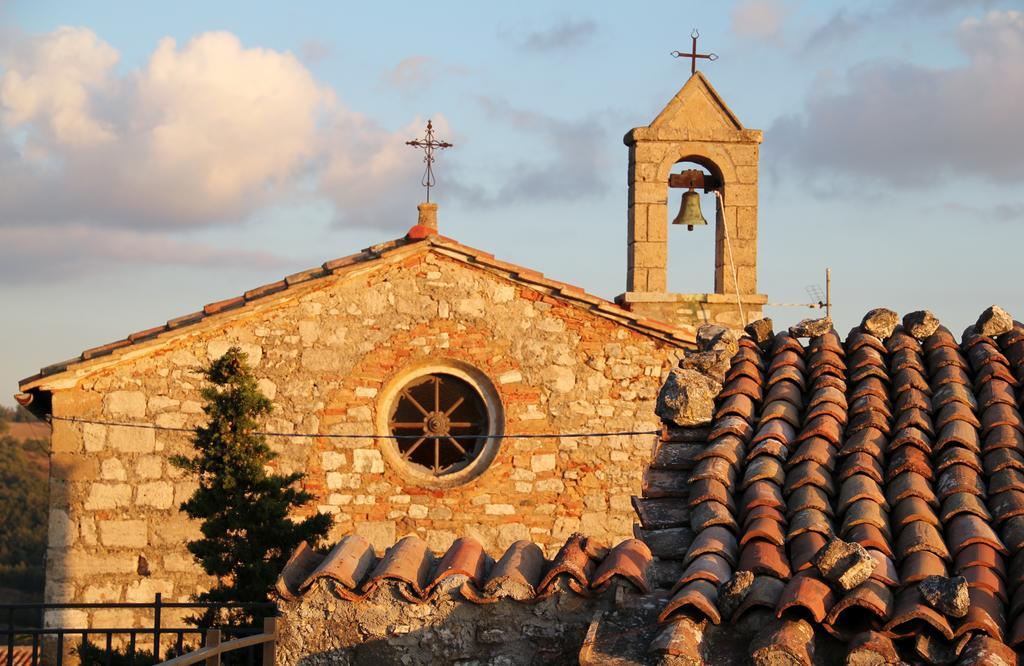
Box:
402, 390, 430, 416
391, 372, 490, 476
444, 396, 465, 416
446, 437, 466, 455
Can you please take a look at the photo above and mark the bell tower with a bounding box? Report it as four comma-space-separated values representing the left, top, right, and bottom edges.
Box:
617, 71, 767, 330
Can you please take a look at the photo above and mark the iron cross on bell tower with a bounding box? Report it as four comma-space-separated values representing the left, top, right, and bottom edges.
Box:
406, 120, 453, 203
671, 29, 718, 74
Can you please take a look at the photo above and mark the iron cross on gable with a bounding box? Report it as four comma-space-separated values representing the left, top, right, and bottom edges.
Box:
406, 120, 453, 203
671, 29, 718, 75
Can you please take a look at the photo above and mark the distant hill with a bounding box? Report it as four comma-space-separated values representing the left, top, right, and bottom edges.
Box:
5, 420, 49, 442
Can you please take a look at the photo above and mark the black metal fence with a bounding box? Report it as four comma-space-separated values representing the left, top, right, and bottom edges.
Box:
1, 594, 276, 666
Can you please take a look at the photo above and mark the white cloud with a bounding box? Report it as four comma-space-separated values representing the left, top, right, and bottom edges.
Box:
0, 225, 286, 282
731, 0, 790, 44
0, 26, 441, 273
772, 10, 1024, 185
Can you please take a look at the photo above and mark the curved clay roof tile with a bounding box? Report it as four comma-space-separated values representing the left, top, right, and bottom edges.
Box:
899, 550, 948, 585
674, 552, 732, 590
658, 579, 721, 625
775, 572, 836, 623
823, 580, 894, 641
718, 375, 764, 402
940, 492, 992, 524
885, 587, 954, 640
589, 538, 651, 594
984, 448, 1024, 476
891, 496, 941, 532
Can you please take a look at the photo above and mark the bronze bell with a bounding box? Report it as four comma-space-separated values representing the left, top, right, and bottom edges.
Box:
672, 190, 708, 231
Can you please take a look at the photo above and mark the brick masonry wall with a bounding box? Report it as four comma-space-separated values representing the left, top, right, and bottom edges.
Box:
43, 249, 686, 632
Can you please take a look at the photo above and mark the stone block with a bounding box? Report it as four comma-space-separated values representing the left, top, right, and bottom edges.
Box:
632, 182, 668, 205
647, 205, 668, 241
485, 504, 515, 516
257, 378, 277, 400
736, 165, 758, 184
735, 207, 757, 240
321, 451, 347, 470
162, 552, 196, 573
81, 583, 122, 603
99, 520, 149, 548
353, 521, 396, 550
647, 268, 667, 292
541, 366, 575, 393
135, 455, 163, 479
104, 391, 147, 418
51, 453, 98, 480
125, 578, 174, 603
725, 144, 759, 166
136, 481, 174, 509
84, 483, 132, 510
631, 241, 667, 268
63, 550, 138, 576
724, 184, 758, 207
53, 388, 103, 417
327, 472, 361, 490
108, 426, 156, 453
83, 423, 107, 452
51, 423, 83, 453
352, 449, 385, 473
425, 530, 456, 553
101, 458, 127, 481
531, 454, 557, 473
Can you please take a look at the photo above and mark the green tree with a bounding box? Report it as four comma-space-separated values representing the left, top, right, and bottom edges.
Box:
0, 434, 48, 593
172, 348, 331, 610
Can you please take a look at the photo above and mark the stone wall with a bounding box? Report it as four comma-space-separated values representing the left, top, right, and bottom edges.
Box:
276, 579, 643, 666
43, 249, 686, 632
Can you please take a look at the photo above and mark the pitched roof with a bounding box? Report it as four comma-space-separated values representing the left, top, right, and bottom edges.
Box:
646, 309, 1024, 663
19, 232, 695, 393
276, 533, 652, 604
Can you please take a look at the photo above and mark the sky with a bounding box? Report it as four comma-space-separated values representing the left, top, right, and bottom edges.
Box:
2, 0, 1023, 405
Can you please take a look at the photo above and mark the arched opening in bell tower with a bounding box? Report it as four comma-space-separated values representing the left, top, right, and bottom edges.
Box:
666, 156, 724, 296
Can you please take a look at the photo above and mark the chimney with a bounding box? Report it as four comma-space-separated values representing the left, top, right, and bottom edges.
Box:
407, 202, 438, 239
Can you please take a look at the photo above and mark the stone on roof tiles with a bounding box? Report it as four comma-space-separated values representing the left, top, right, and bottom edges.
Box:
977, 305, 1015, 338
656, 367, 723, 427
903, 310, 940, 340
860, 307, 899, 339
749, 618, 816, 666
788, 316, 832, 339
744, 317, 774, 345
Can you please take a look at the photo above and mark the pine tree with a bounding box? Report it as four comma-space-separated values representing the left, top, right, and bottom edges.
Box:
172, 347, 331, 610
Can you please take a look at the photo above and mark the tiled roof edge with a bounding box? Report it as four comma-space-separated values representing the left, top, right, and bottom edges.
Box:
20, 233, 695, 391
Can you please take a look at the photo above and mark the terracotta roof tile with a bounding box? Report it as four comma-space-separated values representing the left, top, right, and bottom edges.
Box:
659, 579, 721, 624
647, 308, 1024, 661
885, 587, 954, 640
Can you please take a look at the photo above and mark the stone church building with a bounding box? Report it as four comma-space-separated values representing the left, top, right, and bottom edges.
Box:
18, 73, 768, 636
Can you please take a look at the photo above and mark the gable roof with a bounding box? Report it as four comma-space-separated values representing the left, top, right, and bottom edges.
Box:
648, 71, 745, 132
18, 232, 696, 394
643, 309, 1024, 662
